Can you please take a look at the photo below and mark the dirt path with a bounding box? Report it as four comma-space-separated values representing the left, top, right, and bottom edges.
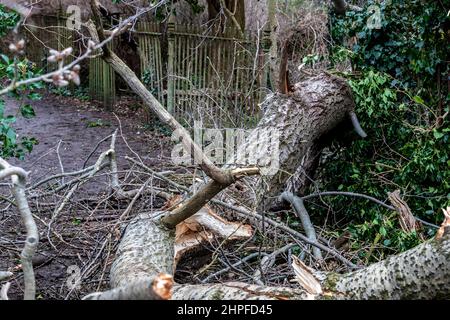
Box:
1, 94, 174, 299
7, 94, 172, 185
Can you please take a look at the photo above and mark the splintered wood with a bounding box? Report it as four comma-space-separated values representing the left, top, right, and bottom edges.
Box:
175, 206, 253, 264
436, 207, 450, 240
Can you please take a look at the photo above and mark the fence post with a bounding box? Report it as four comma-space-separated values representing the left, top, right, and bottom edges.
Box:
267, 0, 277, 90
262, 24, 272, 98
167, 13, 176, 114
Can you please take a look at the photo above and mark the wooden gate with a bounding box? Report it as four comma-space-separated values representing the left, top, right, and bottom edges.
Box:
24, 14, 116, 108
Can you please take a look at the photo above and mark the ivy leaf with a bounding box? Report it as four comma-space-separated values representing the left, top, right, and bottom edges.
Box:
20, 104, 35, 119
6, 127, 16, 144
413, 96, 425, 105
433, 130, 444, 140
379, 226, 387, 237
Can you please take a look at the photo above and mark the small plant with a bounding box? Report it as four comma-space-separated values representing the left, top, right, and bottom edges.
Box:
0, 46, 42, 159
87, 119, 111, 128
143, 118, 172, 137
0, 4, 19, 37
51, 85, 89, 100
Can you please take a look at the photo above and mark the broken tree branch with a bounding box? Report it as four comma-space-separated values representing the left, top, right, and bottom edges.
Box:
87, 5, 236, 186
83, 274, 173, 300
253, 243, 297, 285
280, 192, 322, 260
162, 168, 260, 229
349, 111, 368, 138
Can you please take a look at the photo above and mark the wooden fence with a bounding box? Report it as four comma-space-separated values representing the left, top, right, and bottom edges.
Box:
89, 43, 116, 108
136, 22, 165, 104
24, 15, 74, 72
24, 15, 270, 128
24, 15, 115, 106
136, 20, 269, 127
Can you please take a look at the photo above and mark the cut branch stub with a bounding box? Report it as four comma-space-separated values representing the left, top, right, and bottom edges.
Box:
83, 274, 173, 300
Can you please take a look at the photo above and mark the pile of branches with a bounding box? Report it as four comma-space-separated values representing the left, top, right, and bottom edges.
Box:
0, 129, 356, 300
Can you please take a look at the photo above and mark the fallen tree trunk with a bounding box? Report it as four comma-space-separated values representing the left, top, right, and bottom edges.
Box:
227, 73, 355, 209
93, 208, 450, 300
330, 231, 450, 299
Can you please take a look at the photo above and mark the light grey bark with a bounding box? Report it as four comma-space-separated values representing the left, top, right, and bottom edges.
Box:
172, 282, 311, 300
330, 233, 450, 299
280, 192, 322, 259
227, 73, 355, 209
84, 275, 172, 300
110, 213, 175, 288
0, 159, 39, 300
0, 272, 13, 281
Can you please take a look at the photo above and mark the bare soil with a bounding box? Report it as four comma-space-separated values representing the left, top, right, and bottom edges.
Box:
0, 93, 174, 299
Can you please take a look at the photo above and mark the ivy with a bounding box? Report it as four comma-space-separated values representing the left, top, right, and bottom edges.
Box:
316, 0, 450, 259
0, 4, 19, 37
0, 6, 42, 159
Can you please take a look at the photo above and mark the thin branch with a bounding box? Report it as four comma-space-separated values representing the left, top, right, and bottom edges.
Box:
201, 252, 264, 283
301, 191, 439, 228
162, 167, 260, 229
349, 111, 368, 138
280, 192, 322, 260
0, 0, 170, 96
0, 271, 13, 281
87, 8, 239, 187
253, 243, 296, 284
331, 0, 362, 14
56, 140, 65, 185
0, 0, 31, 18
211, 199, 359, 269
301, 191, 394, 210
219, 0, 244, 37
0, 158, 38, 300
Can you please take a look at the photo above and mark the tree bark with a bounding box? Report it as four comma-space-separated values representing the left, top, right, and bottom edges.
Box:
329, 232, 450, 299
100, 210, 450, 300
85, 1, 450, 301
226, 72, 355, 210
